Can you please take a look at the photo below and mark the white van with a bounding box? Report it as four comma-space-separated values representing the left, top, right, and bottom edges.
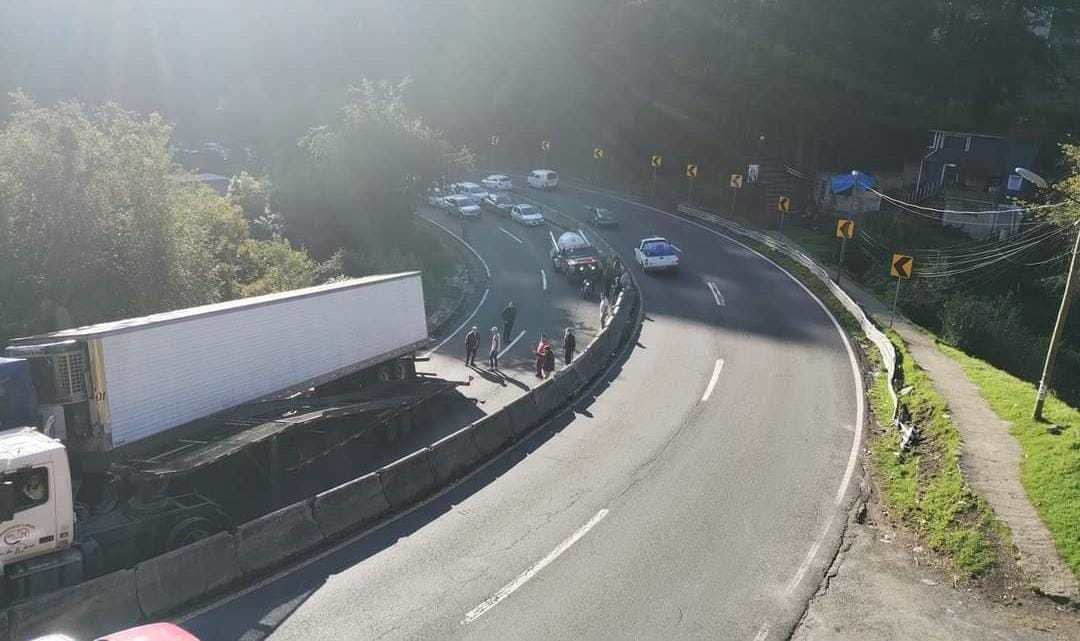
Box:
527, 169, 559, 190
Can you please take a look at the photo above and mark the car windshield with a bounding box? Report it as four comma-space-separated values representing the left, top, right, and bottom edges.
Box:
517, 205, 536, 215
595, 209, 612, 219
565, 246, 596, 259
492, 195, 511, 204
642, 241, 674, 256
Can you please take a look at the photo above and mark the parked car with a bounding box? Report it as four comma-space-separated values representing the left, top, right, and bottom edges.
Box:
527, 169, 559, 190
481, 174, 513, 191
634, 237, 680, 272
481, 193, 514, 215
444, 194, 481, 218
450, 181, 490, 201
511, 204, 545, 226
585, 206, 618, 227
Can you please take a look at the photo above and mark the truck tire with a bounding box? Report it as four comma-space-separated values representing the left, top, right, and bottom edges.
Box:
164, 516, 218, 551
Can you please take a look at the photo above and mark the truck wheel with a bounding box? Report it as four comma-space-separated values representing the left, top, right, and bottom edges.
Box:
164, 516, 218, 551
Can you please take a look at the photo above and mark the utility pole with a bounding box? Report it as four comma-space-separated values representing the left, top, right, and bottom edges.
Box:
1016, 167, 1080, 420
1034, 223, 1080, 419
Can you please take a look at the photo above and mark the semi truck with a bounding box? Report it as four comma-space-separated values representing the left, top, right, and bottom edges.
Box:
0, 272, 429, 603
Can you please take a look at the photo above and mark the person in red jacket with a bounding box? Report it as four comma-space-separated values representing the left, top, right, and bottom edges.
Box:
535, 334, 550, 378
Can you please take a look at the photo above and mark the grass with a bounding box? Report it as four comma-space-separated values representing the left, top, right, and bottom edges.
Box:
738, 230, 1001, 577
939, 343, 1080, 579
871, 331, 1001, 576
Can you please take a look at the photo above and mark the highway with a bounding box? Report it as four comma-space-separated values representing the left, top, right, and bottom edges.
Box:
182, 182, 862, 641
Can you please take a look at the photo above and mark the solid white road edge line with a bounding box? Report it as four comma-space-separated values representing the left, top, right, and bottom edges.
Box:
559, 184, 866, 639
700, 358, 724, 402
461, 508, 609, 625
541, 269, 548, 291
498, 329, 527, 358
419, 213, 495, 357
425, 288, 490, 357
499, 226, 524, 244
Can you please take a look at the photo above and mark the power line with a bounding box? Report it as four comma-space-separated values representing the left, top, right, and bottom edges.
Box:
870, 187, 1067, 217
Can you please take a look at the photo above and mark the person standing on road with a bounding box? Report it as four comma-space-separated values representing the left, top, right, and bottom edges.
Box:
600, 295, 610, 328
535, 334, 549, 378
502, 301, 517, 342
489, 326, 501, 370
464, 326, 479, 367
543, 344, 556, 377
563, 327, 576, 365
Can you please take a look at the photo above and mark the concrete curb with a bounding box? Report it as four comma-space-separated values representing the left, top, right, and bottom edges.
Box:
236, 501, 324, 577
378, 447, 438, 510
8, 568, 141, 641
135, 531, 242, 619
430, 426, 486, 483
313, 472, 391, 540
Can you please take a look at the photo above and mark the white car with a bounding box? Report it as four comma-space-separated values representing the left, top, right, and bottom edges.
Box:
481, 174, 513, 191
527, 169, 559, 190
444, 195, 481, 218
451, 181, 490, 201
427, 188, 446, 207
634, 237, 680, 272
511, 204, 545, 226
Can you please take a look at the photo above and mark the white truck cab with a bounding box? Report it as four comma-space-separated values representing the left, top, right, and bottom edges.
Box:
634, 237, 680, 272
0, 428, 74, 565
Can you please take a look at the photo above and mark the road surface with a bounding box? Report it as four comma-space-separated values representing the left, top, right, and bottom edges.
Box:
182, 183, 862, 641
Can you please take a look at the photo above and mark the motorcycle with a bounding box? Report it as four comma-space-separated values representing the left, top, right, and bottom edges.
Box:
581, 278, 595, 300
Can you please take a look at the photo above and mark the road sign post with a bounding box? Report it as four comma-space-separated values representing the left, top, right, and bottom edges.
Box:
889, 253, 914, 327
835, 218, 854, 284
729, 174, 743, 216
541, 139, 551, 167
777, 196, 791, 231
650, 155, 663, 199
686, 164, 698, 203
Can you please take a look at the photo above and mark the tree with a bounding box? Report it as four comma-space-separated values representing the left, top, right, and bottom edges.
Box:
0, 94, 335, 342
279, 79, 470, 274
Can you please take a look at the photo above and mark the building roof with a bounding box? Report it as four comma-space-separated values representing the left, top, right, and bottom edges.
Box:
9, 272, 421, 344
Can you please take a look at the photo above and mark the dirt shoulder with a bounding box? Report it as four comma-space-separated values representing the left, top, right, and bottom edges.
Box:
794, 486, 1077, 641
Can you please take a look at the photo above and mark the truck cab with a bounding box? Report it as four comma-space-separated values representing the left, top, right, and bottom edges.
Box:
634, 237, 680, 272
550, 231, 601, 279
0, 428, 74, 567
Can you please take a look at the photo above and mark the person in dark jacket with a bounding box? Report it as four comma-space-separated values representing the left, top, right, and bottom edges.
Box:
502, 301, 517, 342
563, 327, 576, 365
542, 344, 556, 377
464, 326, 479, 366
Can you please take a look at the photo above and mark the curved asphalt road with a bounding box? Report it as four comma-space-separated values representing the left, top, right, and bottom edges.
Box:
182, 183, 862, 641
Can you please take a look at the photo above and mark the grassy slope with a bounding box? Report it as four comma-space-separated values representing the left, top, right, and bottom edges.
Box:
738, 233, 1001, 576
939, 343, 1080, 578
872, 332, 1001, 576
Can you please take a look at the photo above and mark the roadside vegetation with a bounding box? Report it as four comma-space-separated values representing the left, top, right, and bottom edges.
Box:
939, 343, 1080, 578
872, 332, 1002, 577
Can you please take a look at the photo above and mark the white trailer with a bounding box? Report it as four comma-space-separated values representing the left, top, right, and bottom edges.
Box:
7, 272, 428, 459
0, 272, 432, 600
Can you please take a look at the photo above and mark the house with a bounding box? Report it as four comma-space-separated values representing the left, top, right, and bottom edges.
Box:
913, 130, 1036, 202
911, 130, 1037, 239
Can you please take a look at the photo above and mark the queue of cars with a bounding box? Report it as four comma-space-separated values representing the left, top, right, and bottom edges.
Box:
429, 173, 558, 226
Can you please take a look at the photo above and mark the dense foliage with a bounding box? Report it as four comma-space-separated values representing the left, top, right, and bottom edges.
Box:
0, 96, 334, 342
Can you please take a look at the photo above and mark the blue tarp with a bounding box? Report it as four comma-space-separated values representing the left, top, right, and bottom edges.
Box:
0, 357, 38, 430
831, 171, 876, 194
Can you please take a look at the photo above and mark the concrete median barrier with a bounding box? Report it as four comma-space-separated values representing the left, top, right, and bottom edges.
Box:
236, 500, 324, 576
134, 531, 241, 618
313, 471, 391, 539
379, 447, 437, 509
430, 426, 484, 483
529, 378, 565, 419
553, 366, 587, 399
570, 347, 604, 382
471, 411, 514, 455
504, 394, 542, 437
9, 568, 141, 640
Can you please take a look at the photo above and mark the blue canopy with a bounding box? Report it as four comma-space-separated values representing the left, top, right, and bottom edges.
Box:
831, 171, 876, 194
